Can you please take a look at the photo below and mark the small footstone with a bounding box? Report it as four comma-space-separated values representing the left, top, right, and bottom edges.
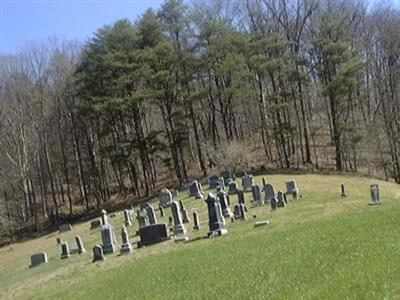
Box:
254, 220, 269, 228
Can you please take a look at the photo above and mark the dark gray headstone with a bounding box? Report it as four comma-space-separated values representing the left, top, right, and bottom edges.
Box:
189, 181, 203, 199
193, 211, 200, 230
285, 179, 299, 200
138, 224, 169, 247
60, 242, 71, 259
75, 235, 86, 254
251, 184, 262, 206
59, 223, 72, 233
370, 184, 381, 205
90, 219, 102, 230
30, 252, 48, 267
270, 197, 277, 211
208, 175, 220, 189
242, 174, 254, 192
205, 193, 228, 237
217, 190, 232, 218
146, 205, 158, 225
159, 188, 173, 208
92, 245, 105, 262
264, 183, 276, 204
228, 181, 238, 195
101, 223, 117, 254
341, 184, 347, 197
277, 191, 286, 208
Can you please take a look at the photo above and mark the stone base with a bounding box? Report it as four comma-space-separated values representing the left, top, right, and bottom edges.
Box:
207, 228, 228, 237
92, 256, 105, 263
120, 244, 133, 254
61, 253, 71, 259
173, 224, 187, 235
174, 235, 189, 242
102, 243, 117, 255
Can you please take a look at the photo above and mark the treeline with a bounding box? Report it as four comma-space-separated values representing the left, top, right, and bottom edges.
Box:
0, 0, 399, 240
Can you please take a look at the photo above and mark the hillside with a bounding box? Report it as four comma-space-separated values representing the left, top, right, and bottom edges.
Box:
0, 173, 399, 299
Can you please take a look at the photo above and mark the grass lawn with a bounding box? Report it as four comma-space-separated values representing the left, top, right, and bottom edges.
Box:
0, 173, 399, 299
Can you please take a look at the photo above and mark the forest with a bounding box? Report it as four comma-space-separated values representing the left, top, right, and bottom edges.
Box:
0, 0, 399, 244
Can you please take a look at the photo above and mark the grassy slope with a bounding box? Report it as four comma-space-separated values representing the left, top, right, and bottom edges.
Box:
0, 174, 399, 300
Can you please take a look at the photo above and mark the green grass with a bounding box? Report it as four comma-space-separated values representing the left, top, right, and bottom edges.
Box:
0, 174, 399, 299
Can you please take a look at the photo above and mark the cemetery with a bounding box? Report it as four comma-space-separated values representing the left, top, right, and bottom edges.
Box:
0, 173, 399, 299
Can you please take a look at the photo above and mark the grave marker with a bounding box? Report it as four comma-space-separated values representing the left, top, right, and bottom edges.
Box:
120, 225, 133, 254
101, 223, 117, 254
30, 253, 48, 267
205, 193, 228, 237
75, 236, 86, 254
92, 245, 105, 262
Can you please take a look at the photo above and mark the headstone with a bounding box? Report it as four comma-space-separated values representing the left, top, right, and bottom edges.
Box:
120, 225, 133, 254
159, 188, 173, 208
146, 205, 158, 225
341, 184, 347, 197
159, 205, 165, 217
370, 184, 381, 205
220, 170, 234, 185
30, 252, 48, 267
193, 211, 200, 230
171, 201, 187, 235
263, 183, 276, 204
242, 174, 254, 192
181, 209, 191, 223
101, 209, 108, 225
283, 194, 288, 205
233, 204, 241, 219
56, 237, 63, 245
138, 224, 169, 247
60, 242, 71, 259
218, 177, 226, 191
237, 189, 246, 205
251, 184, 263, 206
168, 216, 173, 227
75, 235, 86, 254
205, 193, 228, 237
124, 209, 132, 226
189, 181, 203, 199
285, 179, 299, 200
137, 209, 148, 228
217, 190, 232, 218
90, 219, 102, 229
228, 181, 238, 195
59, 223, 72, 233
92, 245, 105, 262
239, 203, 247, 220
277, 191, 286, 208
270, 197, 277, 211
101, 223, 117, 254
208, 175, 220, 189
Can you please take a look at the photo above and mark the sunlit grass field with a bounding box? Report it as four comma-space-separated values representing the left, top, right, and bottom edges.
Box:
0, 173, 399, 299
